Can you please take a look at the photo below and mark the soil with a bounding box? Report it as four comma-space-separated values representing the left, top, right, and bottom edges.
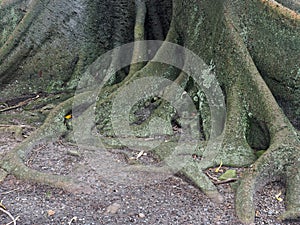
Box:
0, 109, 300, 225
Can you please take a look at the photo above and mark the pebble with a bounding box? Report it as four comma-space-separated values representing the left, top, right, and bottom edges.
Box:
138, 213, 145, 218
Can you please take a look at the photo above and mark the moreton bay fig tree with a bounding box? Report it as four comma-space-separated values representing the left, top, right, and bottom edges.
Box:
0, 0, 299, 224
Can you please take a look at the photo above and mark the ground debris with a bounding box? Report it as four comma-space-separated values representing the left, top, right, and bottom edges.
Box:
104, 202, 121, 215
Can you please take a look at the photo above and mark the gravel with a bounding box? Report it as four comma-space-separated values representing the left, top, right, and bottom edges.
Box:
0, 132, 299, 225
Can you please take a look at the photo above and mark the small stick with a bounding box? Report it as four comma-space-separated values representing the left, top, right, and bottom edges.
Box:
0, 125, 35, 130
68, 216, 78, 225
0, 188, 19, 195
0, 95, 39, 113
6, 216, 20, 225
205, 172, 238, 184
0, 207, 18, 225
213, 178, 238, 185
205, 171, 219, 181
136, 150, 144, 160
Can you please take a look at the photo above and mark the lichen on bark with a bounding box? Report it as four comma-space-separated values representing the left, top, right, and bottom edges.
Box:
0, 0, 299, 224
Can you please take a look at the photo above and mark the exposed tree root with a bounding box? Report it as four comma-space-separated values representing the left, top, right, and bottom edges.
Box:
0, 0, 50, 82
0, 1, 299, 224
222, 4, 300, 223
0, 91, 95, 193
259, 0, 300, 22
0, 124, 34, 141
236, 138, 300, 224
0, 94, 40, 113
0, 0, 179, 194
181, 161, 224, 203
127, 0, 147, 76
217, 83, 256, 167
0, 150, 90, 194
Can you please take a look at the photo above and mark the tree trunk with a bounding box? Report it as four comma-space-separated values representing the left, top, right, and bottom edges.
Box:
0, 0, 299, 224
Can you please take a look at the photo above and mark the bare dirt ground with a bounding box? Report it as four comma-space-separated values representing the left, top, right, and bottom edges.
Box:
0, 108, 300, 225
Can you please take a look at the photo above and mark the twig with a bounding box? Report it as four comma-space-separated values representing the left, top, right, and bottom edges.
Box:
0, 188, 19, 195
68, 216, 78, 225
205, 171, 219, 181
0, 95, 39, 113
0, 207, 18, 225
214, 177, 238, 185
205, 171, 238, 185
0, 124, 35, 129
6, 216, 20, 225
136, 150, 144, 160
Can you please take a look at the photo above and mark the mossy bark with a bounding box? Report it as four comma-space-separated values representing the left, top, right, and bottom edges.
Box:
0, 0, 299, 224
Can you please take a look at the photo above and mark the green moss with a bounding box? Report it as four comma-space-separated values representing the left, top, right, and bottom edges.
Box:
218, 169, 237, 180
255, 150, 266, 158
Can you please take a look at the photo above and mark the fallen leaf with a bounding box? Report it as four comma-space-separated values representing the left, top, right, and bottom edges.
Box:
65, 114, 72, 120
0, 201, 6, 210
218, 169, 237, 180
47, 210, 55, 216
255, 210, 260, 217
275, 191, 283, 202
136, 151, 144, 159
67, 150, 81, 157
255, 150, 266, 158
215, 160, 223, 173
105, 203, 121, 214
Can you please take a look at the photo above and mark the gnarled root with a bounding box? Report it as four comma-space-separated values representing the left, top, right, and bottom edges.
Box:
236, 133, 300, 224
0, 91, 95, 193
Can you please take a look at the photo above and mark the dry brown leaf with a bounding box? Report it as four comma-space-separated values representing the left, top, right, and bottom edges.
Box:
47, 210, 55, 216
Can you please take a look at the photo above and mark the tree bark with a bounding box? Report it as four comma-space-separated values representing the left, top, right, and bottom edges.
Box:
0, 0, 299, 224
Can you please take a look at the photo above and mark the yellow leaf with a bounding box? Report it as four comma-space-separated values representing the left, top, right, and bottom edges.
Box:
47, 210, 55, 216
0, 201, 6, 210
215, 160, 223, 173
275, 191, 283, 202
64, 114, 72, 120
